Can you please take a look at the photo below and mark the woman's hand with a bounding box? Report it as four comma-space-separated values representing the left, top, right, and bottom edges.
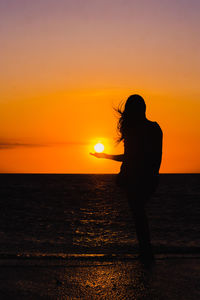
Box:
90, 153, 124, 161
90, 152, 108, 159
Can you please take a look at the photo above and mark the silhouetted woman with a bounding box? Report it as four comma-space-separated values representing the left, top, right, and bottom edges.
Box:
91, 94, 163, 264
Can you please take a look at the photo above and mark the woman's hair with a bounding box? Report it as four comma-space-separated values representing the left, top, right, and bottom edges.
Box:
116, 94, 146, 142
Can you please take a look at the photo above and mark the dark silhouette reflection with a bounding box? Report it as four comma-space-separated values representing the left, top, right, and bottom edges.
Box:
91, 95, 163, 265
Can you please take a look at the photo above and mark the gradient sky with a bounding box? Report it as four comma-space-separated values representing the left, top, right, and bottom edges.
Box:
0, 0, 200, 173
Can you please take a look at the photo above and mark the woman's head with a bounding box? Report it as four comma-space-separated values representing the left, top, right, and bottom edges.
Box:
124, 95, 146, 117
117, 94, 146, 142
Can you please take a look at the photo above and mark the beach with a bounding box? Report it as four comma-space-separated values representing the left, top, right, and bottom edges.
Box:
0, 256, 200, 299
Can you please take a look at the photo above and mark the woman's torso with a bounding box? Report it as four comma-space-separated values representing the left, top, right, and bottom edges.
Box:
119, 119, 162, 191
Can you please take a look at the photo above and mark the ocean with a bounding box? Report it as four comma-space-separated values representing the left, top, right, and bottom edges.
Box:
0, 174, 199, 258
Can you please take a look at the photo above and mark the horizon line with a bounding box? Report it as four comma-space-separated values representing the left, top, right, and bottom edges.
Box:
0, 172, 199, 175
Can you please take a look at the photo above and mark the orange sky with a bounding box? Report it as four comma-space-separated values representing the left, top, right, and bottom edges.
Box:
0, 0, 200, 173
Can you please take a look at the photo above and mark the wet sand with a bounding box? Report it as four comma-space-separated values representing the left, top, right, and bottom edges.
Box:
0, 256, 199, 299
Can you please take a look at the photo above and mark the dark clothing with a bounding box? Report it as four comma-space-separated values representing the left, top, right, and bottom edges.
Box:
117, 119, 163, 198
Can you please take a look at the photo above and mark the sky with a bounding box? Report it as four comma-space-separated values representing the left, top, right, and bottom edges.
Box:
0, 0, 200, 173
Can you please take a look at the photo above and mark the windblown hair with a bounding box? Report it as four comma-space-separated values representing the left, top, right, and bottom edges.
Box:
116, 94, 146, 142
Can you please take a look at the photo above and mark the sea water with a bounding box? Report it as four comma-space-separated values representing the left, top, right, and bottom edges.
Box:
0, 174, 199, 258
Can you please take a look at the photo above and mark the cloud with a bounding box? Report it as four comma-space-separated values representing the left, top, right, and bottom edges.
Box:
0, 142, 45, 149
0, 140, 87, 149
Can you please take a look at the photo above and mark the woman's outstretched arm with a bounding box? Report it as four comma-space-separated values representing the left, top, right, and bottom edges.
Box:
90, 153, 124, 162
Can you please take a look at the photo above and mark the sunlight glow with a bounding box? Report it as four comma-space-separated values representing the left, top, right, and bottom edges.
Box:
94, 143, 104, 153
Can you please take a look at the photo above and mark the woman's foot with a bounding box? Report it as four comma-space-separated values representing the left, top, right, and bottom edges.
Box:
138, 252, 155, 268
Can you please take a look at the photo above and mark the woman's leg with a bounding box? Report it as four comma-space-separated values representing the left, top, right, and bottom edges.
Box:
128, 191, 154, 260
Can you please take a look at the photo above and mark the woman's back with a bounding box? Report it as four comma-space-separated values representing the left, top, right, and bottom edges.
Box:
122, 119, 163, 184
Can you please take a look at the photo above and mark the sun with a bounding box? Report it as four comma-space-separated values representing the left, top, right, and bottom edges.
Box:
94, 143, 104, 153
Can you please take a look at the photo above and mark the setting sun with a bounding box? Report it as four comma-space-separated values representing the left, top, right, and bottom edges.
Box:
94, 143, 104, 153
